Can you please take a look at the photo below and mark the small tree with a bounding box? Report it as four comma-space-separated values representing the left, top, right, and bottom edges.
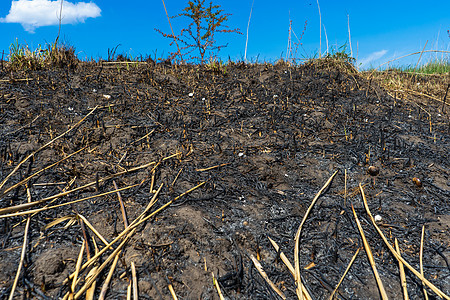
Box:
156, 0, 241, 63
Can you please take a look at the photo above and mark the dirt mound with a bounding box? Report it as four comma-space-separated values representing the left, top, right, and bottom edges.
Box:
0, 60, 449, 299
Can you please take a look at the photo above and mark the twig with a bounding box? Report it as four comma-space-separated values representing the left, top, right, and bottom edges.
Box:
413, 40, 428, 73
287, 18, 292, 61
130, 129, 155, 145
4, 114, 40, 136
71, 230, 136, 299
0, 78, 34, 82
196, 163, 230, 172
161, 0, 183, 62
442, 83, 449, 113
127, 279, 132, 300
171, 168, 183, 186
323, 24, 328, 55
392, 88, 450, 106
268, 237, 295, 276
76, 214, 110, 247
79, 218, 91, 259
55, 0, 64, 45
344, 169, 347, 206
102, 61, 147, 65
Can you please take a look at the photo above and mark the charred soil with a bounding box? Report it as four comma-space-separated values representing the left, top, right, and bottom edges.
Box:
0, 59, 449, 299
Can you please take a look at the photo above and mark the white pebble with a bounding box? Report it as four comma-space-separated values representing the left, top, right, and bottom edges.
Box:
374, 215, 382, 222
103, 94, 111, 99
188, 92, 194, 97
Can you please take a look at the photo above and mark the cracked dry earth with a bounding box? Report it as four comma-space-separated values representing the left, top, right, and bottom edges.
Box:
0, 59, 449, 299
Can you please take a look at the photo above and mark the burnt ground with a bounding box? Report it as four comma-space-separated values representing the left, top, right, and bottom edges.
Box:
0, 59, 449, 299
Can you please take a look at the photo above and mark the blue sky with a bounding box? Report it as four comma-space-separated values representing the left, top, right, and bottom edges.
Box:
0, 0, 449, 68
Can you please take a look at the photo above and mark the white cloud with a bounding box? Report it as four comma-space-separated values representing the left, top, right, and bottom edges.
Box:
358, 50, 388, 68
0, 0, 101, 33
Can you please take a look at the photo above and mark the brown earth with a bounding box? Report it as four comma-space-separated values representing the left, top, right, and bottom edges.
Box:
0, 59, 449, 299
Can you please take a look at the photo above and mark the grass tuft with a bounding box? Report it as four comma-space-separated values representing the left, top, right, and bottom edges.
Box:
7, 39, 78, 71
401, 58, 450, 75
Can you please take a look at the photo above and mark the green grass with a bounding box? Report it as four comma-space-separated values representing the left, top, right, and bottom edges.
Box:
5, 38, 449, 76
7, 38, 78, 71
376, 52, 450, 75
8, 38, 48, 70
400, 58, 450, 74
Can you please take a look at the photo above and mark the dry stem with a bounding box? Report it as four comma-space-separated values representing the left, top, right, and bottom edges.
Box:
294, 170, 338, 299
359, 184, 449, 299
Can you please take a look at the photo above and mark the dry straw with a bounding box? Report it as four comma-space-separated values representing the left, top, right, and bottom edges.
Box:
420, 225, 429, 300
69, 241, 85, 299
84, 260, 98, 300
395, 238, 409, 300
359, 184, 449, 299
8, 187, 32, 300
0, 183, 140, 219
64, 184, 165, 285
0, 152, 180, 217
1, 146, 86, 196
328, 247, 360, 300
98, 253, 120, 300
62, 181, 205, 298
0, 106, 98, 192
268, 237, 312, 299
131, 262, 138, 300
250, 254, 287, 299
168, 281, 178, 300
351, 204, 388, 299
294, 170, 338, 299
212, 272, 225, 300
